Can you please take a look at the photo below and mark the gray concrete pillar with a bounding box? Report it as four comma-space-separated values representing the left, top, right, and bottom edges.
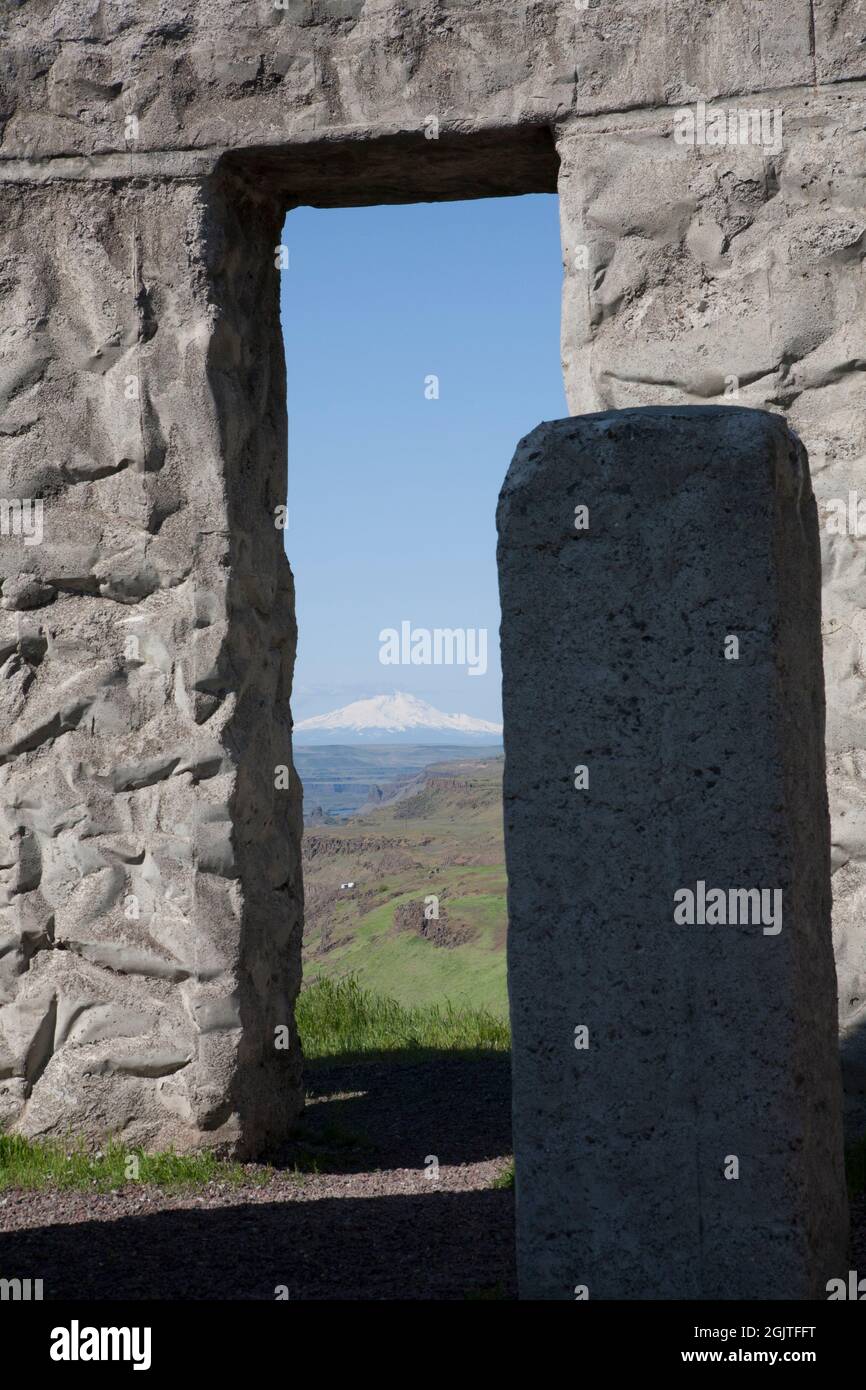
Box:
0, 169, 303, 1155
499, 405, 848, 1300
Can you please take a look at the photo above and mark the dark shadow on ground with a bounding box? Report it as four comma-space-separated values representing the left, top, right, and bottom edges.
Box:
0, 1050, 515, 1300
279, 1051, 512, 1173
0, 1188, 516, 1300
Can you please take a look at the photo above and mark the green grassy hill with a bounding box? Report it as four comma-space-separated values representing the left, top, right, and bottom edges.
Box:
301, 755, 508, 1014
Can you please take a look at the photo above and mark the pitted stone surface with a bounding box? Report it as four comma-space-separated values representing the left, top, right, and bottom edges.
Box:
499, 408, 848, 1299
0, 1, 863, 1166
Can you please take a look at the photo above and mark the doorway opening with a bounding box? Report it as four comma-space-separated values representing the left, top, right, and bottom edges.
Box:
278, 193, 565, 1298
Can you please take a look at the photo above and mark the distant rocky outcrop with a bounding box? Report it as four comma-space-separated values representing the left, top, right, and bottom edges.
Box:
392, 900, 478, 950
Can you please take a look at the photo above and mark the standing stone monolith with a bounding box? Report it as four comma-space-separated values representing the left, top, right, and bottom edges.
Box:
499, 406, 849, 1300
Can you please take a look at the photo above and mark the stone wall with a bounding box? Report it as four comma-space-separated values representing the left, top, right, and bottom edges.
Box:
0, 1, 864, 1149
0, 2, 852, 165
557, 86, 866, 1132
0, 167, 302, 1153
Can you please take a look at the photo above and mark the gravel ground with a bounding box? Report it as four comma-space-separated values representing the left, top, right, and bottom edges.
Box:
1, 1053, 862, 1301
0, 1054, 517, 1301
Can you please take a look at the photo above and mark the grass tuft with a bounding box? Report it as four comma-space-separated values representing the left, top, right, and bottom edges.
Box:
297, 974, 510, 1061
491, 1159, 514, 1190
0, 1135, 262, 1193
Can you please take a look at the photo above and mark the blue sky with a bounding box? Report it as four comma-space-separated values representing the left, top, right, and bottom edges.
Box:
280, 194, 567, 724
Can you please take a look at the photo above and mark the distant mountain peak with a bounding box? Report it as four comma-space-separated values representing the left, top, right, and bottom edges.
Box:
294, 692, 503, 742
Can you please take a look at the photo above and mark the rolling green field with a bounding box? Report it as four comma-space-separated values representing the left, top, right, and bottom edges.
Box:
301, 755, 508, 1014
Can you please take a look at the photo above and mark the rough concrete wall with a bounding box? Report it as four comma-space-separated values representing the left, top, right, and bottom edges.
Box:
0, 0, 575, 164
555, 88, 866, 1132
0, 169, 302, 1154
0, 0, 863, 1157
0, 2, 851, 169
500, 407, 848, 1299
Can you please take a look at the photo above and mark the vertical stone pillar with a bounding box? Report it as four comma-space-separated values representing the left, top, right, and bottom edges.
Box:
555, 103, 866, 1135
0, 167, 302, 1155
498, 406, 848, 1300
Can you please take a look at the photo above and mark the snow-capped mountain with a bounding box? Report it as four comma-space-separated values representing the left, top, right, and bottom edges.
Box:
293, 692, 503, 744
